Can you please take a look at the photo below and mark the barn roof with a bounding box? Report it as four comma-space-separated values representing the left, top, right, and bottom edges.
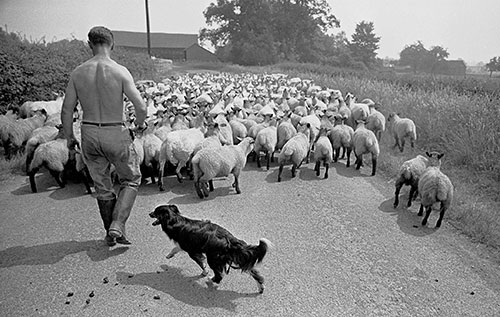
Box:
112, 30, 198, 49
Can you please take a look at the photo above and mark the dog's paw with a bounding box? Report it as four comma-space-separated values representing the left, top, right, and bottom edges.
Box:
206, 277, 219, 289
258, 283, 264, 294
201, 269, 209, 277
165, 253, 175, 259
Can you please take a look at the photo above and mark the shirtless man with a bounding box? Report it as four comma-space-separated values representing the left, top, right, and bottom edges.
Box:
61, 26, 147, 246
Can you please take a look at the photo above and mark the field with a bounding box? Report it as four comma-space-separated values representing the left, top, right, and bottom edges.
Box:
1, 43, 499, 249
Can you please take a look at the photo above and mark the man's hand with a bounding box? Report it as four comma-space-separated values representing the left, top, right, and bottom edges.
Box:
134, 121, 148, 133
66, 136, 80, 151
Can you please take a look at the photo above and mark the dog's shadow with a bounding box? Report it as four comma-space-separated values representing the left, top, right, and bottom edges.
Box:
0, 240, 128, 267
117, 265, 258, 311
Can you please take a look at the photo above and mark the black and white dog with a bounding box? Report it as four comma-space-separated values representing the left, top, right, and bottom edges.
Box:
149, 204, 271, 293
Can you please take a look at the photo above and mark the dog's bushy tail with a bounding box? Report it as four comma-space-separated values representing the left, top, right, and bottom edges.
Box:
231, 238, 272, 272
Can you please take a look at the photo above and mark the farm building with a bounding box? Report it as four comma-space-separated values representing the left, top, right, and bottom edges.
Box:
433, 60, 467, 76
112, 30, 218, 62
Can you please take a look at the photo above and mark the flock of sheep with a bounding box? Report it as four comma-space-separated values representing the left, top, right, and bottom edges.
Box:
0, 72, 453, 228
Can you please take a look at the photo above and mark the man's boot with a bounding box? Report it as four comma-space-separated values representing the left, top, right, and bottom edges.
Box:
108, 187, 137, 245
97, 198, 117, 246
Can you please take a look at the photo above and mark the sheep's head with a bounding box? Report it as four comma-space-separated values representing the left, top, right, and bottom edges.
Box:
426, 151, 444, 168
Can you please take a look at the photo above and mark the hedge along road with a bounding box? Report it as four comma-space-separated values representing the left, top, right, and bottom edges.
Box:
0, 158, 499, 316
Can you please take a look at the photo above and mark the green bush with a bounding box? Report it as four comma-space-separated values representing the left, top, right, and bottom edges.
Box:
0, 28, 157, 112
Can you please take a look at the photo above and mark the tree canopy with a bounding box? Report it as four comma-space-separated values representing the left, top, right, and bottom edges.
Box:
201, 0, 346, 65
485, 56, 500, 77
399, 41, 449, 73
349, 21, 380, 68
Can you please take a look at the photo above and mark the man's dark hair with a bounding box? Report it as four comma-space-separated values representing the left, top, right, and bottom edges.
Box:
88, 26, 114, 46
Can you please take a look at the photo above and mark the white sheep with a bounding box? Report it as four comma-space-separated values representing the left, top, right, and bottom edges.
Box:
227, 112, 248, 144
365, 104, 385, 141
192, 137, 254, 199
393, 151, 443, 208
345, 93, 369, 129
27, 94, 64, 117
28, 130, 90, 194
214, 113, 234, 145
25, 125, 59, 172
352, 120, 380, 176
6, 109, 47, 158
276, 112, 297, 151
158, 127, 205, 191
254, 122, 278, 170
0, 110, 18, 158
387, 113, 417, 152
313, 127, 333, 179
328, 114, 354, 166
299, 110, 321, 163
417, 156, 454, 228
277, 123, 311, 182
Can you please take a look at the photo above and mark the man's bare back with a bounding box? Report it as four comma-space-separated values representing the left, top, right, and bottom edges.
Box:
65, 56, 145, 124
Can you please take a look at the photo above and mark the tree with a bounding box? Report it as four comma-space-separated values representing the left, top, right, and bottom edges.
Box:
485, 56, 500, 77
200, 0, 340, 65
399, 41, 449, 74
349, 21, 380, 68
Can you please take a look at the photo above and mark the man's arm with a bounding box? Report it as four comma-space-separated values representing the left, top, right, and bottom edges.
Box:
61, 75, 78, 145
122, 68, 147, 126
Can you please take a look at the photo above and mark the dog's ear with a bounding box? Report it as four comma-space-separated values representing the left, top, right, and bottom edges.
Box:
167, 205, 180, 215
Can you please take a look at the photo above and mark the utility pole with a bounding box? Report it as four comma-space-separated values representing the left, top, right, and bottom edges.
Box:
145, 0, 151, 57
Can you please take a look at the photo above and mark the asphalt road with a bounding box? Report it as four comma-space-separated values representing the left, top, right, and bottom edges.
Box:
1, 158, 499, 316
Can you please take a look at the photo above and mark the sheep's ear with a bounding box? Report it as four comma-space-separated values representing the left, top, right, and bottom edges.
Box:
213, 122, 219, 129
426, 151, 431, 157
235, 136, 243, 142
438, 153, 444, 159
306, 123, 311, 128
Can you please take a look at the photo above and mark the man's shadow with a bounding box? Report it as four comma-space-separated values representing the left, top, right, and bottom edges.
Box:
0, 240, 128, 268
117, 265, 258, 312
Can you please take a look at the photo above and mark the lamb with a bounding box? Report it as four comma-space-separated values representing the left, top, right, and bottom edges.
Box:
277, 123, 311, 182
192, 137, 254, 199
393, 151, 443, 208
365, 104, 385, 141
6, 109, 47, 158
417, 156, 454, 228
25, 125, 59, 172
276, 112, 297, 151
313, 127, 333, 179
387, 113, 417, 152
26, 94, 64, 117
214, 113, 234, 145
299, 110, 321, 163
352, 120, 380, 176
328, 114, 354, 166
28, 128, 91, 194
254, 121, 278, 170
158, 127, 206, 191
227, 111, 248, 144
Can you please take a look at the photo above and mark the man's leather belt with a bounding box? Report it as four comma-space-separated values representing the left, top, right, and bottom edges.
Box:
82, 121, 125, 127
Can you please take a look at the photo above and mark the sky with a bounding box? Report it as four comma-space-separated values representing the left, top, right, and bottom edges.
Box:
0, 0, 499, 65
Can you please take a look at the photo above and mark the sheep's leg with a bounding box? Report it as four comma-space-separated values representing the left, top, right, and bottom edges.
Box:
175, 161, 185, 183
436, 202, 448, 228
166, 245, 182, 259
291, 164, 297, 178
29, 170, 38, 193
82, 169, 92, 194
249, 268, 265, 294
233, 173, 241, 194
355, 155, 362, 170
208, 180, 214, 192
266, 152, 271, 170
270, 150, 275, 163
314, 161, 320, 176
400, 139, 406, 152
394, 179, 404, 208
407, 185, 417, 207
422, 206, 432, 226
305, 147, 311, 164
278, 164, 284, 182
371, 155, 377, 176
50, 170, 65, 188
150, 161, 158, 184
333, 148, 340, 162
346, 148, 352, 168
324, 161, 329, 179
417, 204, 424, 216
194, 181, 204, 199
341, 147, 346, 159
201, 181, 210, 198
158, 159, 166, 191
256, 151, 261, 168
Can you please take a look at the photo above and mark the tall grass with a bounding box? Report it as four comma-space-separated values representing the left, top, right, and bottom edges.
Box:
263, 63, 500, 247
